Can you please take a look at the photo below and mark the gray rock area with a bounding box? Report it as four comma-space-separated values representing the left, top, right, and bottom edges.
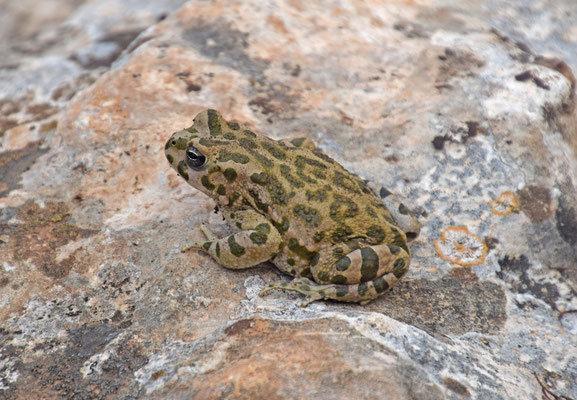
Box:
1, 0, 576, 399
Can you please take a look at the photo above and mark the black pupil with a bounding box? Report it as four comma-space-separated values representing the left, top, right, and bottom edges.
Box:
186, 146, 206, 169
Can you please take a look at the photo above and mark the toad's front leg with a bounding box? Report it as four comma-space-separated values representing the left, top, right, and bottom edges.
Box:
182, 209, 282, 269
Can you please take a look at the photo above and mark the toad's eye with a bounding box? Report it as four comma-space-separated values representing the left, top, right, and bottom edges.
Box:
185, 146, 206, 169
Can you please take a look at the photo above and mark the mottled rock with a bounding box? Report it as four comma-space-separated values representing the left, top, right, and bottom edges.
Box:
1, 0, 577, 399
138, 317, 445, 400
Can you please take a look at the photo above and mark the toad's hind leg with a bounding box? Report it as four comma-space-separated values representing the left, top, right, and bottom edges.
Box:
260, 244, 410, 306
260, 272, 402, 306
378, 186, 420, 240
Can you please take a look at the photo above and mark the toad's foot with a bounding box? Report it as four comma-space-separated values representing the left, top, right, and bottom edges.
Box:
260, 278, 336, 306
181, 224, 217, 253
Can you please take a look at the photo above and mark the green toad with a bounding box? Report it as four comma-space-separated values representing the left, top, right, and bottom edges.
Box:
165, 110, 420, 305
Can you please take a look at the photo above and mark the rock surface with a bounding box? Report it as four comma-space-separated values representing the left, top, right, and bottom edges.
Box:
1, 0, 577, 399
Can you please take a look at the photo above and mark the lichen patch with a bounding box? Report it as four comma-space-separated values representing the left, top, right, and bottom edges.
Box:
490, 191, 519, 216
434, 226, 488, 266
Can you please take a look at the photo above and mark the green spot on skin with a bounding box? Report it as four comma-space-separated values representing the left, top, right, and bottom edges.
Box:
236, 221, 242, 229
388, 244, 400, 255
398, 203, 410, 215
219, 151, 249, 164
300, 267, 312, 278
329, 194, 359, 222
261, 141, 287, 160
393, 258, 406, 278
366, 226, 386, 243
312, 232, 325, 243
272, 217, 290, 233
256, 223, 271, 234
287, 238, 317, 261
243, 129, 257, 138
248, 188, 269, 213
295, 155, 327, 170
305, 189, 327, 202
360, 247, 379, 283
345, 240, 360, 252
215, 242, 220, 258
310, 252, 320, 266
239, 138, 273, 168
207, 109, 222, 135
335, 256, 351, 271
312, 149, 334, 163
177, 161, 189, 181
229, 192, 240, 205
373, 275, 389, 293
365, 205, 377, 218
296, 170, 317, 184
228, 121, 240, 130
201, 175, 215, 191
217, 185, 226, 195
312, 169, 326, 179
208, 165, 221, 174
336, 285, 349, 297
331, 275, 347, 284
223, 168, 237, 182
383, 213, 396, 226
358, 282, 369, 296
224, 132, 236, 140
280, 164, 304, 188
269, 180, 288, 204
357, 179, 372, 194
287, 258, 295, 266
331, 225, 353, 243
199, 137, 228, 147
202, 241, 212, 251
333, 247, 344, 259
250, 172, 269, 185
299, 284, 311, 291
174, 137, 188, 150
316, 271, 330, 283
293, 204, 321, 228
254, 153, 273, 168
166, 154, 174, 164
290, 137, 306, 147
390, 227, 409, 254
228, 235, 246, 257
249, 231, 268, 245
332, 170, 360, 193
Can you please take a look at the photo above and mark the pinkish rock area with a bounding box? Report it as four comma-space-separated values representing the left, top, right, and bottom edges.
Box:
1, 1, 576, 399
